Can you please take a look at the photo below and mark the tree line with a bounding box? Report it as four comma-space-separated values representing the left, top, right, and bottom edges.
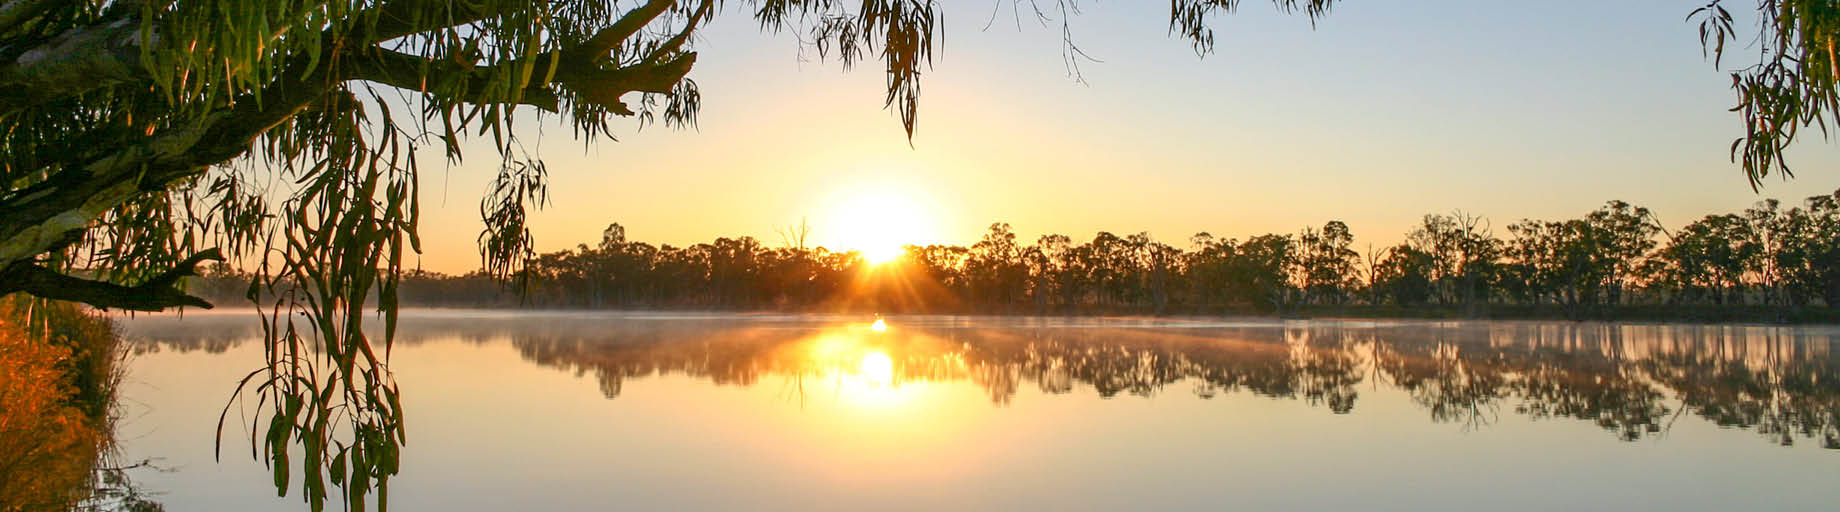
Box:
191, 190, 1840, 320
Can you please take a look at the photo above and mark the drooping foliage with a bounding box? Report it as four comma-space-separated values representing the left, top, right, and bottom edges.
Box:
1692, 0, 1840, 186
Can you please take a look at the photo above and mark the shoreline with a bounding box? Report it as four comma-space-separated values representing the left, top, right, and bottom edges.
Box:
142, 302, 1840, 326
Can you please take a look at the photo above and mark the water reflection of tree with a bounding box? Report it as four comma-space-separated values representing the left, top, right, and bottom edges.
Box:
1643, 351, 1840, 449
504, 321, 1839, 449
1377, 340, 1507, 429
125, 317, 1840, 449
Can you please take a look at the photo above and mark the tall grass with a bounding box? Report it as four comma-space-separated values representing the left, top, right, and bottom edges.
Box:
0, 297, 160, 512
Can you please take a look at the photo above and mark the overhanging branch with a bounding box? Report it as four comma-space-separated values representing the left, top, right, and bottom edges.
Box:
557, 52, 695, 113
346, 48, 561, 112
573, 0, 675, 62
0, 249, 224, 311
347, 45, 696, 115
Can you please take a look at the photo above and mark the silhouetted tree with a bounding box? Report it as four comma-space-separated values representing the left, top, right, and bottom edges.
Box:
967, 223, 1029, 307
1586, 201, 1663, 306
1774, 192, 1840, 306
1407, 212, 1500, 311
1296, 221, 1360, 305
1660, 214, 1757, 305
1373, 245, 1435, 307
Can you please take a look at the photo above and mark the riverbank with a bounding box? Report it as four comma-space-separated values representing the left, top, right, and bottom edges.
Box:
1273, 304, 1840, 325
193, 301, 1840, 326
0, 297, 160, 511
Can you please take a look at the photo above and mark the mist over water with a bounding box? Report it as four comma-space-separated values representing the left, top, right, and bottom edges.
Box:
115, 310, 1839, 510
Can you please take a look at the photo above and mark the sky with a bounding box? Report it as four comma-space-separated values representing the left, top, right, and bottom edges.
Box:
405, 0, 1840, 273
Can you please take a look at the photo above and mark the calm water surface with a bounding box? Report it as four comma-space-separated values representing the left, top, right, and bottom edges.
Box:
113, 310, 1839, 510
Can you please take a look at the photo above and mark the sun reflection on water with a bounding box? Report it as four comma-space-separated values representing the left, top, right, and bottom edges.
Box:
859, 351, 894, 386
786, 324, 944, 411
836, 352, 921, 410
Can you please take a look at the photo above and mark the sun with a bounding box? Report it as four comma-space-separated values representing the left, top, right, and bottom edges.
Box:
859, 241, 904, 264
827, 186, 935, 264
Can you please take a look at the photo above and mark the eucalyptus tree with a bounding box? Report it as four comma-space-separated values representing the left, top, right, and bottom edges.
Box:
1295, 220, 1359, 305
1406, 212, 1499, 308
1183, 232, 1295, 311
1034, 233, 1079, 310
1127, 231, 1182, 313
1083, 231, 1133, 305
1236, 233, 1297, 312
1774, 191, 1840, 305
1371, 245, 1434, 306
966, 222, 1028, 305
1019, 241, 1051, 312
1496, 203, 1659, 313
1508, 219, 1610, 313
1691, 1, 1840, 187
1185, 232, 1231, 307
1668, 215, 1757, 304
1583, 201, 1661, 305
904, 243, 970, 296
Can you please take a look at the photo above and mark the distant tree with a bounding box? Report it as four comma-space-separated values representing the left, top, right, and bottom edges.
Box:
1035, 234, 1080, 311
1083, 232, 1135, 306
601, 223, 629, 251
1661, 214, 1757, 305
776, 217, 812, 251
1509, 219, 1604, 315
967, 223, 1029, 306
1774, 191, 1840, 306
1296, 221, 1360, 305
1360, 243, 1385, 305
1186, 232, 1232, 308
1495, 202, 1660, 316
1372, 245, 1435, 307
1128, 232, 1183, 314
1237, 234, 1298, 312
1407, 212, 1500, 310
1583, 201, 1661, 306
905, 243, 971, 297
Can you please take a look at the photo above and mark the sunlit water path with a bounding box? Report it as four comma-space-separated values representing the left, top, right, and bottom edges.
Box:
113, 311, 1840, 510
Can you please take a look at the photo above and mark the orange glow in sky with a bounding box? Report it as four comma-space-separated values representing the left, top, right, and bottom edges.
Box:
396, 3, 1840, 275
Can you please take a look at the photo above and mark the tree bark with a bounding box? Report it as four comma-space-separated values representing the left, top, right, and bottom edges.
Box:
0, 249, 222, 311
